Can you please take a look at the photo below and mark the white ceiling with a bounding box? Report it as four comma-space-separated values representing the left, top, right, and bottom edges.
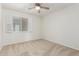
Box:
2, 3, 75, 16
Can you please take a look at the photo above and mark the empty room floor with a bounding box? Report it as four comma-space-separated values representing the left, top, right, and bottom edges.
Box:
0, 39, 79, 56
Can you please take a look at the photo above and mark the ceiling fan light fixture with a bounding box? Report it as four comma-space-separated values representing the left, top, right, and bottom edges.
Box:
35, 6, 40, 10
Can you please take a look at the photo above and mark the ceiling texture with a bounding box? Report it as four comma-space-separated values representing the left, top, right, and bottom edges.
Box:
2, 3, 75, 16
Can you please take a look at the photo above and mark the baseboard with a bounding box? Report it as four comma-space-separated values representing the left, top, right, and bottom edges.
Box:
44, 38, 79, 51
1, 38, 40, 47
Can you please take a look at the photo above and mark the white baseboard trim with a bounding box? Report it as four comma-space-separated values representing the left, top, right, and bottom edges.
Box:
44, 38, 79, 51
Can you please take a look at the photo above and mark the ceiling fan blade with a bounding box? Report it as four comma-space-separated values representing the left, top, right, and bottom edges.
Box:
40, 6, 49, 10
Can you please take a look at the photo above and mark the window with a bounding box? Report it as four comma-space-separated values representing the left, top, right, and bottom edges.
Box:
13, 17, 28, 32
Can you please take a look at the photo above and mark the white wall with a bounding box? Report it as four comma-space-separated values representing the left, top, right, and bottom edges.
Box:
0, 4, 2, 47
2, 7, 41, 46
42, 4, 79, 50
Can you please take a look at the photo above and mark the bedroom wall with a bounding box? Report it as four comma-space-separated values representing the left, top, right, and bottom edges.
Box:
1, 7, 41, 46
42, 4, 79, 50
0, 4, 2, 47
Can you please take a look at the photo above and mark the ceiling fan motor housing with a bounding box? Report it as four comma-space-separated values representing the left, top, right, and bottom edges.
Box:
35, 3, 40, 6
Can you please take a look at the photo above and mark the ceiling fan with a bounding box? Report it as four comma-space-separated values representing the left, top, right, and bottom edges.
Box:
28, 3, 49, 13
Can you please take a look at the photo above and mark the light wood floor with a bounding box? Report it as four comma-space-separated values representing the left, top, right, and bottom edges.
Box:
0, 39, 79, 56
